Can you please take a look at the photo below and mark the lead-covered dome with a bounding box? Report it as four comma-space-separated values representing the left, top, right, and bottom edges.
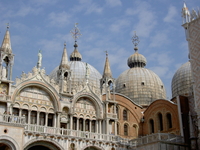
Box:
115, 67, 166, 106
50, 61, 102, 93
115, 33, 166, 106
171, 61, 192, 98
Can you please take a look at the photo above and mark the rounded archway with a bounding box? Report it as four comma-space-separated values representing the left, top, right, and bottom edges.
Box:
28, 145, 50, 150
0, 143, 11, 150
84, 146, 102, 150
24, 140, 64, 150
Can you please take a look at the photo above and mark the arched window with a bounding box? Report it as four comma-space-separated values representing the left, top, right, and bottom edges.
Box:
158, 113, 163, 131
149, 119, 154, 134
70, 143, 75, 150
124, 124, 128, 136
166, 113, 172, 129
117, 123, 119, 135
123, 110, 128, 121
116, 107, 119, 119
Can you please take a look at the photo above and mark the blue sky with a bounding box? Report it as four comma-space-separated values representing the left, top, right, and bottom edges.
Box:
0, 0, 199, 99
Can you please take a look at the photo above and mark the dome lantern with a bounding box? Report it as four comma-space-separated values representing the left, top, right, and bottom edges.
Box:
70, 23, 82, 61
127, 32, 147, 68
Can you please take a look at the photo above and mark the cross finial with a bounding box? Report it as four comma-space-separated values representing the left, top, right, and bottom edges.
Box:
70, 23, 82, 42
105, 51, 108, 57
6, 23, 9, 30
132, 31, 140, 51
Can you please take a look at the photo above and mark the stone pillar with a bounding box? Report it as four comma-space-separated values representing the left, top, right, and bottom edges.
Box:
9, 64, 13, 81
106, 119, 109, 134
89, 120, 91, 132
96, 120, 98, 133
114, 120, 117, 135
28, 110, 31, 124
37, 111, 40, 125
19, 109, 22, 117
53, 114, 57, 127
83, 119, 85, 131
57, 112, 61, 128
99, 120, 102, 134
77, 118, 79, 130
45, 113, 48, 126
70, 115, 73, 130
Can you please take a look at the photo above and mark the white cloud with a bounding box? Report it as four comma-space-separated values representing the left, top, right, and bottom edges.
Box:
106, 0, 122, 7
150, 66, 169, 78
149, 32, 169, 47
73, 0, 103, 15
126, 2, 157, 38
48, 11, 71, 27
164, 5, 178, 23
109, 19, 130, 32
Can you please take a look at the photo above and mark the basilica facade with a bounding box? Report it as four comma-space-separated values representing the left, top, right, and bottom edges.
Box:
0, 3, 199, 150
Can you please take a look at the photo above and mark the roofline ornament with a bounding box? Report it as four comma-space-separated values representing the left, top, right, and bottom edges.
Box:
70, 23, 82, 43
132, 31, 140, 51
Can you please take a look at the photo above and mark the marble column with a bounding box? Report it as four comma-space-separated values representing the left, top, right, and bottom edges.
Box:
89, 120, 91, 132
57, 112, 61, 128
83, 119, 85, 131
70, 115, 73, 130
77, 118, 79, 130
37, 111, 40, 125
99, 120, 102, 134
53, 114, 57, 127
96, 120, 98, 133
28, 110, 31, 124
45, 113, 48, 126
114, 121, 117, 135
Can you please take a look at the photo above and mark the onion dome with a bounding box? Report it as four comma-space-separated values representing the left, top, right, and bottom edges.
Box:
171, 61, 192, 98
115, 32, 166, 106
70, 42, 82, 61
127, 51, 147, 68
70, 23, 82, 61
59, 42, 70, 70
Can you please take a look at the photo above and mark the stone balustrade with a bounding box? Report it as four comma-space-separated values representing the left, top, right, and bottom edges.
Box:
0, 114, 184, 146
129, 133, 184, 146
0, 94, 10, 101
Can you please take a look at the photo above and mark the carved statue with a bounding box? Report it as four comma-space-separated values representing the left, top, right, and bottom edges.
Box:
37, 50, 42, 69
2, 66, 7, 79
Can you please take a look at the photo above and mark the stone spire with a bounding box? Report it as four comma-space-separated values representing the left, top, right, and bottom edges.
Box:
1, 24, 12, 54
70, 23, 82, 61
0, 24, 14, 81
59, 42, 70, 70
103, 51, 112, 78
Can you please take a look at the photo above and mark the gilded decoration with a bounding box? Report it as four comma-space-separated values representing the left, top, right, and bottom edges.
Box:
0, 83, 8, 95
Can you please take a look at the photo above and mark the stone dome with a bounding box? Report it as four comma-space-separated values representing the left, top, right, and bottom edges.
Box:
116, 42, 166, 106
115, 68, 166, 106
171, 61, 192, 98
50, 61, 102, 93
127, 51, 147, 68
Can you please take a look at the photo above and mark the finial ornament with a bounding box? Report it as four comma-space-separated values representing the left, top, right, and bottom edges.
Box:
64, 41, 66, 47
105, 50, 108, 57
6, 23, 9, 30
132, 31, 140, 51
70, 23, 82, 42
